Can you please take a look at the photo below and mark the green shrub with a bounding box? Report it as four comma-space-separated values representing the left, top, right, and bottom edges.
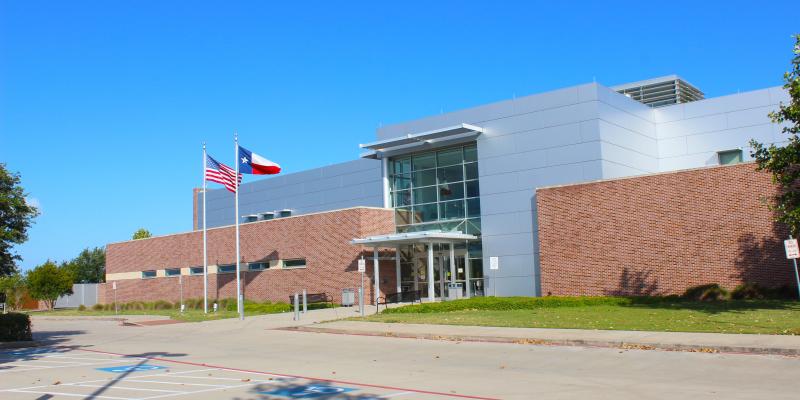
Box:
0, 313, 33, 341
682, 284, 729, 301
78, 304, 87, 311
731, 283, 768, 300
92, 303, 104, 311
153, 300, 172, 310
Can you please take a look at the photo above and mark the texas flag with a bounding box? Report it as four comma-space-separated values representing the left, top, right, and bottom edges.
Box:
237, 145, 281, 175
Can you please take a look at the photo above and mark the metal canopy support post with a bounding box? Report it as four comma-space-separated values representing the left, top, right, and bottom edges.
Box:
373, 247, 380, 307
427, 243, 435, 302
449, 243, 456, 284
302, 289, 307, 313
395, 248, 402, 294
465, 240, 472, 298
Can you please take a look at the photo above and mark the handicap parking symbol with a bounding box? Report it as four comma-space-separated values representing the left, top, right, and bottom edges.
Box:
96, 364, 166, 373
259, 384, 356, 398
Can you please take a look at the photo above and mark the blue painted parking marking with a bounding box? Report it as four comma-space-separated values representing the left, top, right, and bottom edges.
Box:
96, 364, 166, 373
259, 384, 356, 398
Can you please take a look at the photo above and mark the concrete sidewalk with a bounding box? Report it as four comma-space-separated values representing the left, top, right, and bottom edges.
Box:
287, 320, 800, 356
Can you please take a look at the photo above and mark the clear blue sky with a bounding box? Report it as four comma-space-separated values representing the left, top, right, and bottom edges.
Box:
0, 1, 797, 271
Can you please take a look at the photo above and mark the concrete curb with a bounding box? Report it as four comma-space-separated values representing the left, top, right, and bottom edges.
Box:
282, 326, 800, 357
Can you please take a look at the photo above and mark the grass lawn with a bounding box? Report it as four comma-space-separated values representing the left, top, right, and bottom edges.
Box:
26, 302, 302, 322
363, 297, 800, 335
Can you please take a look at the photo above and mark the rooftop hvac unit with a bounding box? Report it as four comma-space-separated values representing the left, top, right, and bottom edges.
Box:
259, 212, 275, 221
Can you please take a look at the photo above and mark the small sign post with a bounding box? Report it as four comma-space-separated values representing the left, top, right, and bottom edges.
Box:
112, 281, 118, 315
489, 256, 499, 297
358, 257, 366, 316
785, 237, 800, 299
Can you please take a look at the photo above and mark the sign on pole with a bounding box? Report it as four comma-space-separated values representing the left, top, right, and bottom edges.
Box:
357, 259, 366, 273
489, 256, 499, 270
785, 239, 800, 259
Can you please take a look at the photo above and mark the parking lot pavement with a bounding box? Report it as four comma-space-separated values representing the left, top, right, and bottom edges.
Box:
0, 347, 482, 399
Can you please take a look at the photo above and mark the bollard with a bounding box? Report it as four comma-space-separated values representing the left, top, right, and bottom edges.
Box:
213, 303, 218, 313
302, 289, 307, 313
293, 293, 300, 321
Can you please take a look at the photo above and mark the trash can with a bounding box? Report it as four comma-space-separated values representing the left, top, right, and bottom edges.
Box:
341, 288, 355, 306
447, 283, 463, 301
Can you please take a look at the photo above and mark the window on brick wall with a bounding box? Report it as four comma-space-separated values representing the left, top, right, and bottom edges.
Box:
141, 270, 156, 279
282, 259, 306, 269
189, 267, 204, 275
165, 268, 181, 277
717, 149, 743, 165
248, 262, 268, 271
218, 264, 236, 274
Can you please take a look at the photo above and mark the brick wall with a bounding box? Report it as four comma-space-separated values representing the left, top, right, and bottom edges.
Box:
101, 207, 395, 305
537, 163, 794, 296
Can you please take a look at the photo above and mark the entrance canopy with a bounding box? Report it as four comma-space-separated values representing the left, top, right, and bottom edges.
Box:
351, 230, 478, 248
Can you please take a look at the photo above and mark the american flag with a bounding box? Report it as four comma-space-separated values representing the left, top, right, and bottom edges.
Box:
205, 154, 242, 193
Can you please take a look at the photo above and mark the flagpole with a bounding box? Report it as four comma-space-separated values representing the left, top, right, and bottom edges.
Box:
234, 132, 243, 320
202, 142, 208, 314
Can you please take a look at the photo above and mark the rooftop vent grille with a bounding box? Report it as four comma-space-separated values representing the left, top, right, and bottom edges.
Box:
615, 78, 704, 108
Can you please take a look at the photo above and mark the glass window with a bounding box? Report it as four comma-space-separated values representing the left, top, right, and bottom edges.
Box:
467, 198, 481, 218
412, 153, 435, 170
466, 218, 481, 234
438, 182, 464, 201
218, 264, 236, 274
412, 169, 436, 187
141, 270, 156, 279
465, 162, 478, 180
248, 262, 267, 271
392, 174, 411, 190
189, 267, 204, 275
392, 158, 411, 175
165, 268, 181, 277
469, 258, 483, 278
393, 190, 411, 207
437, 165, 463, 183
283, 259, 306, 269
437, 148, 463, 167
439, 200, 465, 220
464, 146, 477, 162
718, 149, 743, 165
466, 180, 480, 198
413, 186, 437, 204
413, 203, 438, 222
468, 241, 483, 258
395, 207, 413, 225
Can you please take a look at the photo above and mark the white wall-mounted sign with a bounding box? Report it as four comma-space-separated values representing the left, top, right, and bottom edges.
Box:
785, 239, 799, 259
357, 259, 366, 272
489, 256, 499, 270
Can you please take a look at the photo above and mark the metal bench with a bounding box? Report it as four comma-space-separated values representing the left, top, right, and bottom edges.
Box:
289, 292, 333, 308
378, 289, 422, 311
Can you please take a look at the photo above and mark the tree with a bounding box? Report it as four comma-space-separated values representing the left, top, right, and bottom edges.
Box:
0, 273, 27, 311
750, 35, 800, 235
132, 228, 152, 240
62, 247, 106, 283
26, 261, 73, 310
0, 164, 40, 276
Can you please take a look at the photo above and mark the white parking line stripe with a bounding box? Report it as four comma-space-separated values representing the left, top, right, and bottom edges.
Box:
124, 379, 231, 387
1, 368, 221, 391
74, 383, 185, 393
19, 359, 87, 364
7, 389, 131, 400
161, 375, 260, 381
383, 391, 414, 398
138, 381, 269, 400
0, 359, 135, 373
